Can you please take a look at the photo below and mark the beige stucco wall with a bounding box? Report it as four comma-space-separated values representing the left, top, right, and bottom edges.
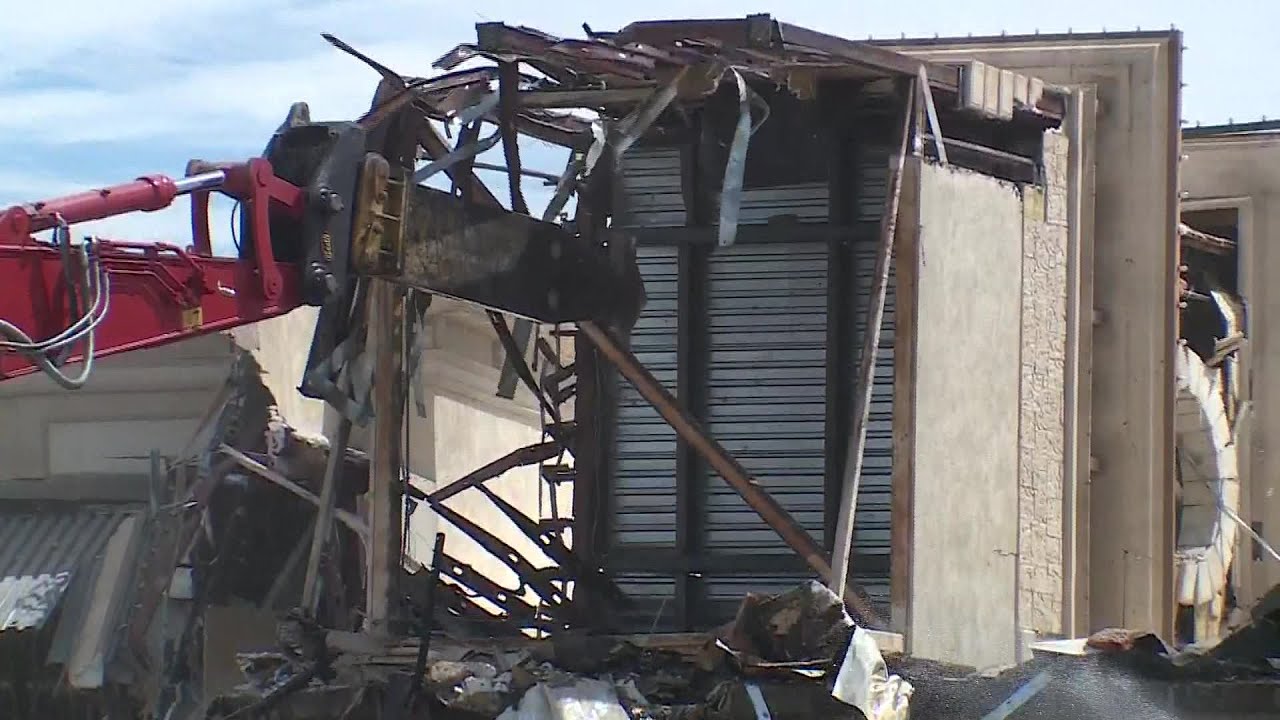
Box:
1182, 130, 1280, 611
238, 298, 570, 616
907, 128, 1074, 665
0, 333, 235, 499
895, 34, 1181, 637
908, 160, 1024, 669
230, 307, 328, 435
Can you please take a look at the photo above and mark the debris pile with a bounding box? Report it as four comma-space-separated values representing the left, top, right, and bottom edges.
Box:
207, 581, 910, 720
898, 592, 1280, 720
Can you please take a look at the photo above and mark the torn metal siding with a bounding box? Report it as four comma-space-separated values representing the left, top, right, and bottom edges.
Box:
0, 507, 125, 632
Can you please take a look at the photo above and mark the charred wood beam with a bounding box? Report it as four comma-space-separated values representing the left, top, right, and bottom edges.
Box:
449, 119, 484, 199
471, 162, 562, 184
578, 320, 884, 627
426, 499, 569, 612
489, 311, 561, 421
263, 518, 316, 611
831, 77, 913, 600
302, 418, 352, 615
219, 444, 370, 539
382, 184, 643, 325
418, 122, 504, 208
610, 15, 965, 95
365, 278, 407, 633
495, 63, 543, 404
775, 21, 962, 92
428, 440, 562, 503
519, 87, 656, 107
922, 133, 1037, 183
1180, 222, 1236, 255
510, 113, 592, 149
498, 62, 530, 215
432, 553, 541, 621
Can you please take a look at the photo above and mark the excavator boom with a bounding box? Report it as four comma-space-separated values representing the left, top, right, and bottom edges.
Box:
0, 104, 641, 390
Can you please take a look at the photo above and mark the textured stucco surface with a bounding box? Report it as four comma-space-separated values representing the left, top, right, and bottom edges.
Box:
0, 334, 234, 497
909, 162, 1024, 669
1018, 130, 1070, 636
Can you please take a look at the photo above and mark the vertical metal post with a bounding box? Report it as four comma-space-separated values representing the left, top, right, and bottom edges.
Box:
829, 80, 915, 599
408, 533, 446, 708
301, 416, 349, 614
148, 449, 164, 518
366, 278, 405, 634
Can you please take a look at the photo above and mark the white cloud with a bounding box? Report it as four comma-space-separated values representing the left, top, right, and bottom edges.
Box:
0, 42, 429, 148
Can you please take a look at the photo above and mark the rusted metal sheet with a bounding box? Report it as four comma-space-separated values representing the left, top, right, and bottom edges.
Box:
391, 14, 1066, 152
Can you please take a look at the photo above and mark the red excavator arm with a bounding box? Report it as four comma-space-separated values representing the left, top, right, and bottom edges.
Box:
0, 102, 643, 394
0, 160, 308, 385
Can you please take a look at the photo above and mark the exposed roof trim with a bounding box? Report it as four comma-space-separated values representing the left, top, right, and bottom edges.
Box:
877, 30, 1180, 46
1184, 120, 1280, 139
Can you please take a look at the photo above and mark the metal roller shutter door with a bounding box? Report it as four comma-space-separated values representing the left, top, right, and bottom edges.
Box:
610, 147, 686, 627
606, 145, 896, 626
847, 144, 896, 610
607, 244, 681, 628
700, 241, 830, 619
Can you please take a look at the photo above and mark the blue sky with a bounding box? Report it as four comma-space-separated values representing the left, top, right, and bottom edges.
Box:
0, 0, 1269, 252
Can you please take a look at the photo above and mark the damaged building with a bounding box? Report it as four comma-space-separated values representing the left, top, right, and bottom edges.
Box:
1176, 120, 1280, 645
8, 12, 1280, 720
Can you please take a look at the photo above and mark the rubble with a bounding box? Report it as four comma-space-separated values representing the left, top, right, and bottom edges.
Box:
206, 581, 908, 720
898, 596, 1280, 719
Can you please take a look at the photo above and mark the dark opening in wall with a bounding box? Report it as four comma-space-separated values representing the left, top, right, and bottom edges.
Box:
1180, 207, 1240, 359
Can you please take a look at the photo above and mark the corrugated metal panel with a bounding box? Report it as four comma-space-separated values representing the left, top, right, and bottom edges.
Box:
611, 245, 680, 548
847, 144, 896, 608
618, 149, 685, 228
609, 574, 678, 631
700, 241, 829, 620
0, 508, 126, 632
618, 148, 829, 227
703, 242, 828, 548
737, 184, 829, 224
606, 144, 894, 626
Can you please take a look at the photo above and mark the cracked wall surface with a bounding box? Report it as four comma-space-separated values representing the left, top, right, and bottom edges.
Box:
1018, 130, 1070, 636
